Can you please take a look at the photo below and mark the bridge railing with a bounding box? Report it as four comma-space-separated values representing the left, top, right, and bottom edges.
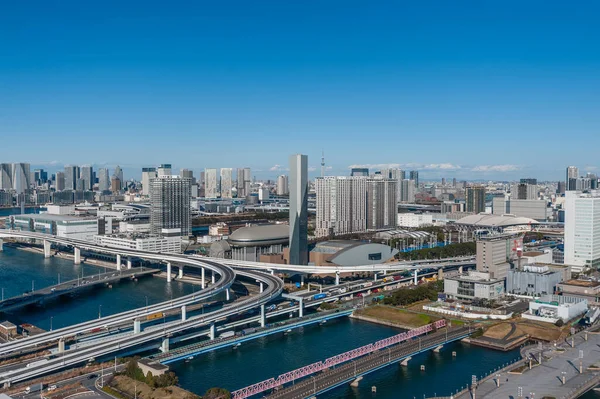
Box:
232, 319, 446, 399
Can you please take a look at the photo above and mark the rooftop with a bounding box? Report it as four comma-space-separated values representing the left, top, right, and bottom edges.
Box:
228, 224, 289, 243
561, 279, 600, 288
14, 213, 96, 222
455, 213, 539, 227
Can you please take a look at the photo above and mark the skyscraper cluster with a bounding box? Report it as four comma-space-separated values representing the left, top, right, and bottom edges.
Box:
204, 167, 252, 199
0, 163, 31, 194
565, 166, 599, 192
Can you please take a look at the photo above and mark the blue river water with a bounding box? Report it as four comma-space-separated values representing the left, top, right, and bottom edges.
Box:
0, 246, 524, 398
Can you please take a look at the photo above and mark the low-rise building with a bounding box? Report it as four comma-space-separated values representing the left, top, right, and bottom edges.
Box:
397, 213, 433, 228
94, 234, 181, 254
444, 271, 505, 300
137, 358, 169, 376
8, 214, 99, 242
506, 265, 563, 296
523, 294, 588, 323
0, 321, 17, 339
308, 240, 398, 267
556, 279, 600, 302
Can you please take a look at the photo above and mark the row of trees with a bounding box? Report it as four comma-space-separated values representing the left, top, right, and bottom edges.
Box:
122, 359, 179, 388
396, 242, 476, 261
192, 212, 289, 226
383, 281, 443, 306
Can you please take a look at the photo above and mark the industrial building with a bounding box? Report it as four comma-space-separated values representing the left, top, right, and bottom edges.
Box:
506, 265, 564, 296
492, 197, 549, 222
523, 295, 588, 324
94, 234, 181, 254
397, 213, 433, 228
444, 271, 505, 300
8, 214, 100, 242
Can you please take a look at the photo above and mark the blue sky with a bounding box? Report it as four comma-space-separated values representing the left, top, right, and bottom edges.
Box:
1, 1, 599, 181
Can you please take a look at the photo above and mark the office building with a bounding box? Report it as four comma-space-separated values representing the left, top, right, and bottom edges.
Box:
397, 213, 433, 228
566, 166, 579, 191
157, 164, 172, 177
512, 183, 537, 200
111, 177, 121, 193
399, 179, 416, 202
220, 168, 233, 198
64, 165, 80, 191
587, 173, 599, 190
55, 172, 65, 191
80, 165, 93, 191
205, 168, 219, 198
114, 165, 124, 189
476, 234, 520, 280
520, 178, 538, 185
277, 175, 289, 196
492, 197, 548, 221
452, 178, 457, 188
350, 168, 369, 177
97, 168, 110, 192
381, 168, 404, 200
466, 185, 486, 213
11, 163, 30, 194
94, 234, 181, 254
141, 167, 157, 196
409, 170, 419, 188
33, 169, 48, 186
444, 272, 505, 300
564, 191, 600, 270
506, 265, 563, 296
289, 154, 308, 265
236, 168, 251, 198
366, 177, 397, 231
0, 164, 12, 190
180, 169, 195, 184
150, 175, 192, 237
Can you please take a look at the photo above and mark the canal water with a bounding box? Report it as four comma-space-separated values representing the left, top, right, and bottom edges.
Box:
1, 246, 522, 398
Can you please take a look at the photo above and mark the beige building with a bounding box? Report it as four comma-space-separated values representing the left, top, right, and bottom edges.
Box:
476, 234, 522, 280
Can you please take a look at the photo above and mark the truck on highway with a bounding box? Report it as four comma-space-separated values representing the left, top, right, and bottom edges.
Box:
313, 293, 327, 300
25, 383, 44, 394
219, 331, 235, 339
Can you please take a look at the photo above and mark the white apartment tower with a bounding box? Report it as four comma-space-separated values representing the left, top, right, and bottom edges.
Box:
277, 175, 289, 196
315, 176, 367, 237
205, 168, 219, 198
220, 168, 233, 198
149, 175, 192, 237
564, 191, 600, 270
141, 167, 157, 196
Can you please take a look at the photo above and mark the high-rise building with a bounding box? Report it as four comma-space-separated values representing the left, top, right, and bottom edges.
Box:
399, 179, 416, 202
236, 168, 245, 197
520, 178, 538, 185
315, 176, 367, 237
557, 181, 566, 194
55, 172, 65, 191
381, 168, 404, 201
587, 173, 599, 190
11, 163, 31, 194
150, 175, 191, 237
98, 168, 110, 192
452, 178, 457, 188
205, 168, 219, 198
366, 177, 397, 231
220, 168, 233, 198
409, 170, 419, 188
512, 183, 537, 200
243, 168, 251, 197
277, 175, 289, 196
0, 164, 12, 190
566, 166, 579, 191
350, 168, 369, 177
33, 169, 48, 186
289, 154, 308, 265
64, 165, 80, 191
111, 177, 121, 193
180, 169, 195, 184
466, 185, 486, 213
157, 164, 172, 177
564, 191, 600, 270
476, 234, 517, 279
141, 167, 156, 196
114, 165, 124, 189
80, 165, 93, 191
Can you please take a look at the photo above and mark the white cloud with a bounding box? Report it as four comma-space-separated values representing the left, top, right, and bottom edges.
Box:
471, 164, 521, 172
347, 163, 461, 171
584, 165, 598, 171
308, 166, 317, 172
269, 164, 288, 172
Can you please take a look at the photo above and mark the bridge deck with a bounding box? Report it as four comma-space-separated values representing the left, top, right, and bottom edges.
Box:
266, 327, 471, 399
0, 267, 158, 313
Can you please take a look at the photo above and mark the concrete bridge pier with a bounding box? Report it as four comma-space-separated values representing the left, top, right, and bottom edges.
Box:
166, 262, 172, 283
413, 269, 418, 285
259, 282, 264, 293
350, 376, 363, 387
201, 267, 206, 289
43, 240, 51, 258
116, 254, 122, 271
211, 272, 216, 285
300, 274, 305, 287
178, 266, 184, 279
58, 338, 65, 353
134, 319, 141, 334
0, 238, 4, 252
181, 305, 187, 321
400, 356, 411, 366
299, 298, 304, 318
226, 289, 230, 301
458, 266, 463, 274
127, 258, 132, 270
74, 247, 81, 265
335, 272, 340, 286
209, 323, 216, 340
160, 337, 170, 353
433, 345, 443, 353
374, 273, 378, 282
260, 304, 266, 327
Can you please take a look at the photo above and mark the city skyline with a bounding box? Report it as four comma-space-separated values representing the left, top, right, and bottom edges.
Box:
2, 1, 599, 179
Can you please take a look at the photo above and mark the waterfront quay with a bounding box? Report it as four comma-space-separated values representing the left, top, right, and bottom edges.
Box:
434, 327, 600, 399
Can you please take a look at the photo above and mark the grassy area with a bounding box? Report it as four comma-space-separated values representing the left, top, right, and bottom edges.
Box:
355, 305, 438, 328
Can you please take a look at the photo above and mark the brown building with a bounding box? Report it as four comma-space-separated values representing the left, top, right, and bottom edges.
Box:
111, 177, 121, 194
557, 279, 600, 302
0, 321, 17, 339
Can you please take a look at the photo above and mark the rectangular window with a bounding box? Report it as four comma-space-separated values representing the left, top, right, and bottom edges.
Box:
368, 253, 382, 261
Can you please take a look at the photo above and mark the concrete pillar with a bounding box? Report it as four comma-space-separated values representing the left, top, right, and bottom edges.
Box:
74, 247, 81, 265
382, 269, 387, 275
116, 254, 122, 271
58, 338, 65, 353
211, 272, 216, 284
458, 266, 463, 274
178, 266, 183, 279
374, 273, 378, 281
201, 267, 206, 289
226, 288, 230, 301
134, 319, 141, 334
0, 238, 4, 252
299, 298, 304, 318
260, 282, 264, 293
350, 376, 363, 387
43, 240, 51, 258
335, 272, 340, 286
161, 337, 170, 353
260, 304, 266, 327
438, 268, 444, 280
127, 258, 132, 270
300, 274, 305, 287
413, 269, 418, 285
167, 262, 172, 283
181, 305, 187, 321
433, 345, 443, 353
209, 323, 216, 340
400, 356, 411, 366
270, 269, 274, 276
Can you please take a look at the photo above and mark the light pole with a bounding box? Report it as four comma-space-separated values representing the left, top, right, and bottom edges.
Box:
58, 273, 60, 285
31, 280, 35, 292
98, 304, 102, 319
145, 296, 148, 313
